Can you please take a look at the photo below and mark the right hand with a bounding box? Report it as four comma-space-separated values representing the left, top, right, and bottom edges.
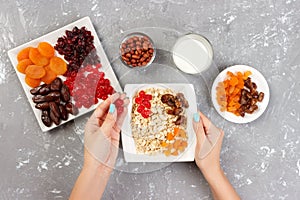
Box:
84, 93, 129, 172
193, 112, 224, 178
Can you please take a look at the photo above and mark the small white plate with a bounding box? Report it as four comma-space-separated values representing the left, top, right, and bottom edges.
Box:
7, 17, 122, 132
122, 83, 197, 162
211, 65, 270, 123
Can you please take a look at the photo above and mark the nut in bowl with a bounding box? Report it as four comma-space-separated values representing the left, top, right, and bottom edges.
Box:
122, 84, 197, 162
120, 32, 156, 69
211, 65, 270, 124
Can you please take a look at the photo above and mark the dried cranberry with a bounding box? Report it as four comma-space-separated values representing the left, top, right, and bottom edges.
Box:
137, 105, 145, 113
55, 26, 99, 73
117, 106, 124, 115
142, 100, 151, 109
144, 94, 152, 100
141, 109, 151, 118
101, 95, 108, 100
115, 99, 124, 107
95, 63, 102, 69
135, 97, 142, 104
139, 90, 145, 97
104, 79, 110, 86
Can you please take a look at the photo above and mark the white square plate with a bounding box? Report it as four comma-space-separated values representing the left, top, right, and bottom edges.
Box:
7, 17, 122, 132
121, 83, 197, 162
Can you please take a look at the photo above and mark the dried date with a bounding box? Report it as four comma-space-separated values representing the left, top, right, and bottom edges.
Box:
174, 115, 186, 125
50, 109, 60, 125
49, 102, 60, 118
30, 84, 46, 95
50, 78, 62, 91
238, 77, 265, 116
32, 91, 60, 103
39, 84, 51, 95
35, 102, 50, 110
59, 105, 68, 120
31, 77, 78, 127
60, 84, 70, 102
65, 102, 79, 115
41, 110, 52, 127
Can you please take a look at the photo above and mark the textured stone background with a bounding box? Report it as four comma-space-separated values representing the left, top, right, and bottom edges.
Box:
0, 0, 299, 199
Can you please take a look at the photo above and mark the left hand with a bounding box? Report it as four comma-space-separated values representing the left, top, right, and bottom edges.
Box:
83, 93, 129, 173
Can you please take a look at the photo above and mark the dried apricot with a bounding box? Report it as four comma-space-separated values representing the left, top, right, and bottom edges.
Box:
244, 71, 252, 78
29, 48, 49, 66
161, 141, 168, 147
41, 66, 57, 84
173, 140, 181, 149
177, 129, 187, 138
171, 150, 179, 156
25, 65, 46, 79
17, 47, 33, 61
25, 76, 41, 88
178, 146, 185, 152
181, 141, 187, 148
164, 150, 171, 156
49, 57, 67, 75
173, 127, 180, 136
229, 77, 238, 86
38, 42, 55, 58
16, 59, 33, 74
166, 132, 174, 141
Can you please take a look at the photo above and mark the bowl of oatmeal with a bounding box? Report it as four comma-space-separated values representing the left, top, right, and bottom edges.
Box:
121, 83, 197, 162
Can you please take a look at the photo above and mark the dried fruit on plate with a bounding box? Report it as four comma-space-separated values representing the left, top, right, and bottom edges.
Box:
49, 57, 67, 75
64, 64, 115, 109
25, 65, 46, 79
17, 47, 33, 61
134, 90, 152, 118
25, 76, 41, 88
131, 87, 189, 156
30, 77, 78, 127
238, 77, 264, 116
17, 59, 33, 74
41, 65, 57, 84
16, 42, 66, 87
29, 48, 49, 66
38, 42, 55, 58
216, 70, 264, 117
216, 71, 251, 115
54, 26, 99, 73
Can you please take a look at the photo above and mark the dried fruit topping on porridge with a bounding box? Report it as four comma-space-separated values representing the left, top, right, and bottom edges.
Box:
131, 88, 189, 156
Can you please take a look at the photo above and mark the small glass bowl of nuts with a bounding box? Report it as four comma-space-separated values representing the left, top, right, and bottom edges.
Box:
119, 32, 156, 69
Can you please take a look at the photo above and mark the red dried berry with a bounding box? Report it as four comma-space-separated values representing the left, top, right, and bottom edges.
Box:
137, 105, 145, 113
135, 97, 142, 104
117, 106, 124, 115
144, 94, 152, 100
139, 90, 145, 97
141, 109, 151, 118
142, 100, 151, 109
115, 99, 124, 107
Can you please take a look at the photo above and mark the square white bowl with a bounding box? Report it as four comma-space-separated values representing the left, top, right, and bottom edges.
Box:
7, 17, 122, 132
122, 83, 197, 162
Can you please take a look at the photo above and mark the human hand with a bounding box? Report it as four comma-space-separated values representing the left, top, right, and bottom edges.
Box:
83, 93, 129, 173
193, 112, 224, 179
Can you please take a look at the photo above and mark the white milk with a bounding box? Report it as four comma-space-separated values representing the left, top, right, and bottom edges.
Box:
172, 34, 213, 74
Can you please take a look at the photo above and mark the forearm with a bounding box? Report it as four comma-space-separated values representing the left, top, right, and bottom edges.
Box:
204, 169, 240, 200
69, 164, 111, 200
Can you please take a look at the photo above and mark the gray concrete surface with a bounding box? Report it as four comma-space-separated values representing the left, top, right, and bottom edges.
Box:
0, 0, 300, 199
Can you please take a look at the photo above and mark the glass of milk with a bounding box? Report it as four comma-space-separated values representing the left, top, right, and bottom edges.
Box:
172, 34, 213, 74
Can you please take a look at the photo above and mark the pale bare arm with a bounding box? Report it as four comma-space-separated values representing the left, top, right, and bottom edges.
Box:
70, 93, 129, 200
193, 112, 240, 200
69, 151, 112, 200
